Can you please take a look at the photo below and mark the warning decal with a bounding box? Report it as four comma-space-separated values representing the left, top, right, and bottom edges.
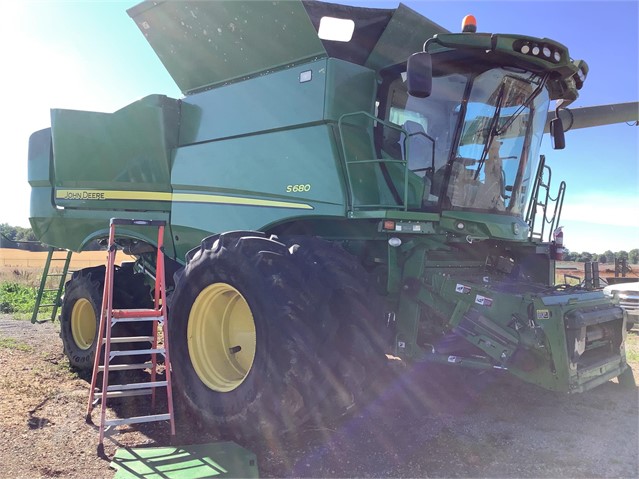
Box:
475, 294, 494, 307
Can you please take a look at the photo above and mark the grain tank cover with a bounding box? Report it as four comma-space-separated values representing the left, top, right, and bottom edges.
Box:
128, 0, 448, 95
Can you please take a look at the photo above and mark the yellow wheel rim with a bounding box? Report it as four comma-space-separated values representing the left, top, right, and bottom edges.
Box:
71, 298, 97, 350
187, 283, 257, 392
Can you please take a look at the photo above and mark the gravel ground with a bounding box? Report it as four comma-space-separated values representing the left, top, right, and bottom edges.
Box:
0, 314, 637, 478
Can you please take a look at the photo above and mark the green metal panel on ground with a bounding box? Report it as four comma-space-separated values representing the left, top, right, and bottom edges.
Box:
127, 0, 326, 95
111, 442, 258, 478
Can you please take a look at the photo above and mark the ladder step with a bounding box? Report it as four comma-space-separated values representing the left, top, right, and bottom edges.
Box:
39, 304, 58, 308
46, 273, 68, 277
107, 381, 168, 392
109, 348, 164, 357
103, 336, 155, 344
104, 413, 171, 427
98, 362, 153, 372
112, 309, 163, 319
103, 389, 154, 399
112, 316, 164, 324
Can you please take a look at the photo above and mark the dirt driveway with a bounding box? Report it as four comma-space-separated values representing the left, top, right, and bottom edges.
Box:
1, 315, 637, 478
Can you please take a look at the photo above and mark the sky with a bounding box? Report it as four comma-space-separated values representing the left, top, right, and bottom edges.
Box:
1, 0, 637, 254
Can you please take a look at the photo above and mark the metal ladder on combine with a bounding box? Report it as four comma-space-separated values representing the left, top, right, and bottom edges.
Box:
525, 154, 565, 241
86, 219, 175, 454
31, 247, 73, 323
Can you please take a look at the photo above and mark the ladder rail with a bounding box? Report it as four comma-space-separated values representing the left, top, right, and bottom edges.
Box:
156, 234, 175, 435
86, 240, 113, 418
99, 232, 117, 446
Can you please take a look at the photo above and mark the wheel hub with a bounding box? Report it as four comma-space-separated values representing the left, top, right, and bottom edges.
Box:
187, 283, 256, 392
71, 298, 97, 350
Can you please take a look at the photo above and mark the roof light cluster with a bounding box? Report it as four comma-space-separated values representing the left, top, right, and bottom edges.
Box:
513, 40, 563, 63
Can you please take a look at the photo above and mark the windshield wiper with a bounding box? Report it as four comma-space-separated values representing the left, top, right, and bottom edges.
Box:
495, 74, 548, 135
474, 84, 506, 180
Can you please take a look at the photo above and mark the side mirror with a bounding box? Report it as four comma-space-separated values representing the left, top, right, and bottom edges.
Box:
407, 52, 432, 98
550, 117, 565, 150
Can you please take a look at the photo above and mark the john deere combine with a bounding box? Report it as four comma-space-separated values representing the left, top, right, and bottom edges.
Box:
29, 1, 634, 436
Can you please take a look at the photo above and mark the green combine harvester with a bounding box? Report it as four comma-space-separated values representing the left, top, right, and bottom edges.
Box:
28, 0, 635, 436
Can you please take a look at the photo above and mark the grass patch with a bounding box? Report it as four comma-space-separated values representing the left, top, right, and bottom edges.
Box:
624, 331, 639, 365
0, 282, 39, 314
0, 336, 32, 352
0, 281, 59, 319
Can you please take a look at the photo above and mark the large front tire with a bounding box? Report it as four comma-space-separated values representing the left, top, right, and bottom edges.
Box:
169, 232, 391, 438
169, 232, 325, 437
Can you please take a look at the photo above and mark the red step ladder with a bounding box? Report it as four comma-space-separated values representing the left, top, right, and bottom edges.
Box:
86, 218, 175, 453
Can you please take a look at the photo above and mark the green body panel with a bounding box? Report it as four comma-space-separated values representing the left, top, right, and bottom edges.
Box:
28, 0, 628, 395
440, 211, 530, 241
170, 124, 348, 259
30, 96, 178, 252
178, 59, 327, 145
29, 58, 377, 254
51, 95, 178, 192
127, 1, 326, 95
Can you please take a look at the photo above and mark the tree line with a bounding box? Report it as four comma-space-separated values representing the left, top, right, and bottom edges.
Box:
0, 223, 37, 242
562, 249, 639, 265
0, 223, 101, 251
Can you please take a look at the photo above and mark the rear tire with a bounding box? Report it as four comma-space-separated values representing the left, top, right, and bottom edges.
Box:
59, 265, 153, 372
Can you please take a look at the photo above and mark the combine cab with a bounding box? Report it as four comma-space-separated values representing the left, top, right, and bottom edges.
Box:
28, 0, 635, 436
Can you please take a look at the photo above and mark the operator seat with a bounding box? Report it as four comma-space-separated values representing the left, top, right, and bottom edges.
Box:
400, 121, 434, 206
400, 120, 432, 177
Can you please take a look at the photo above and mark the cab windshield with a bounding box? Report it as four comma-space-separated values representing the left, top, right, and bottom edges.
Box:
380, 66, 550, 217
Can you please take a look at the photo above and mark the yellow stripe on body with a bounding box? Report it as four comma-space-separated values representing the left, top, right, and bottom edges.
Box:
172, 192, 313, 209
55, 189, 313, 210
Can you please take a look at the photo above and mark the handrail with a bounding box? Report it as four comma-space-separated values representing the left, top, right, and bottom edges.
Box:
337, 111, 410, 211
526, 155, 565, 242
546, 180, 565, 242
